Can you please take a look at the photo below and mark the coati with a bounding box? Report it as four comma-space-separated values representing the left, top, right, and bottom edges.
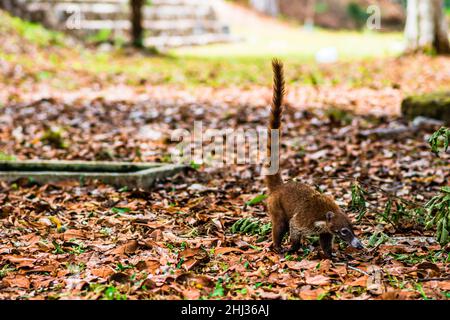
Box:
265, 59, 364, 258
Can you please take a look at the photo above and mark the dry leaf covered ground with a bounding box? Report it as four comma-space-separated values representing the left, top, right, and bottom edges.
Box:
0, 11, 450, 301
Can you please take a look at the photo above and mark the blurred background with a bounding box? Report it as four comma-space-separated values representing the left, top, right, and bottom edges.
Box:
0, 1, 449, 104
0, 0, 429, 59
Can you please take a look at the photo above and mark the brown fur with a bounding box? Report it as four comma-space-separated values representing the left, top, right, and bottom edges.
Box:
266, 60, 358, 258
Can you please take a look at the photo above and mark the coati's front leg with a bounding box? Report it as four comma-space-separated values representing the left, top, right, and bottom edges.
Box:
319, 233, 334, 259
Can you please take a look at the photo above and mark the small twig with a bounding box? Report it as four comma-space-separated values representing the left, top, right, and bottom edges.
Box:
347, 265, 369, 276
417, 277, 450, 282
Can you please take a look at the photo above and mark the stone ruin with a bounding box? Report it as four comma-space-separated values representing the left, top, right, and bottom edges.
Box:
0, 0, 233, 48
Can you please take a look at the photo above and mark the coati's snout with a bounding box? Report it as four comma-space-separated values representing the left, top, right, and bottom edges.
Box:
325, 211, 364, 250
341, 231, 364, 249
349, 237, 364, 249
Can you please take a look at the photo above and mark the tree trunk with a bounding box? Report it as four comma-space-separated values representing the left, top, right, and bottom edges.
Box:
249, 0, 279, 16
432, 0, 450, 54
405, 0, 450, 54
305, 0, 316, 28
130, 0, 144, 48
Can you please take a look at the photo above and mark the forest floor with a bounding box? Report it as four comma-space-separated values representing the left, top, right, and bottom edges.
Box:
0, 10, 450, 300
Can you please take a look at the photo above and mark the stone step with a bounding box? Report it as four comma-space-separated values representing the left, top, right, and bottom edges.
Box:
145, 5, 215, 20
145, 32, 234, 48
0, 0, 234, 48
20, 1, 217, 22
20, 0, 128, 4
27, 3, 215, 20
75, 19, 225, 36
148, 0, 212, 6
145, 19, 223, 33
20, 0, 210, 5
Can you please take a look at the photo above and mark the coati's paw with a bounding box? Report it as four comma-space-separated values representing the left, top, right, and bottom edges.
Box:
269, 244, 284, 254
287, 247, 299, 254
287, 243, 301, 254
321, 251, 336, 260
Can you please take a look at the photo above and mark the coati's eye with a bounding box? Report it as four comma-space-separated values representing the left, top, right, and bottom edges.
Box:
340, 228, 350, 236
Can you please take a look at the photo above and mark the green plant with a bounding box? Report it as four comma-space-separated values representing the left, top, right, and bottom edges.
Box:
230, 217, 271, 241
210, 278, 225, 297
347, 2, 370, 29
314, 1, 328, 14
245, 194, 267, 206
189, 161, 201, 170
115, 263, 133, 272
325, 107, 353, 125
52, 240, 66, 254
428, 127, 450, 155
66, 263, 85, 274
425, 186, 450, 245
0, 152, 16, 161
87, 29, 112, 44
390, 249, 448, 265
103, 286, 127, 300
348, 182, 367, 221
41, 127, 68, 149
111, 207, 131, 214
368, 231, 389, 247
10, 16, 65, 47
0, 264, 15, 278
69, 243, 86, 255
415, 283, 430, 300
380, 198, 418, 226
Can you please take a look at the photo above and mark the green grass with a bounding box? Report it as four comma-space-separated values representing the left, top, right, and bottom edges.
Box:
174, 28, 403, 60
6, 15, 65, 47
0, 152, 16, 161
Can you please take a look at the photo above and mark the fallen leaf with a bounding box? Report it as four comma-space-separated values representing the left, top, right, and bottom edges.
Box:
135, 260, 160, 273
182, 258, 199, 271
285, 260, 318, 271
256, 290, 281, 299
182, 288, 201, 300
2, 275, 30, 288
305, 274, 331, 286
109, 272, 129, 283
299, 288, 327, 300
60, 229, 87, 240
109, 240, 139, 255
378, 290, 418, 300
2, 255, 36, 269
214, 247, 243, 255
346, 276, 368, 287
91, 266, 115, 278
415, 262, 440, 278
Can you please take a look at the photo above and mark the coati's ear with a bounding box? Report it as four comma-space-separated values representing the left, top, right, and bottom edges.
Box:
326, 211, 335, 222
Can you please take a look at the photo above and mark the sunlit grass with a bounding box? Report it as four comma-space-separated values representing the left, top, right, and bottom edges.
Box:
173, 27, 404, 60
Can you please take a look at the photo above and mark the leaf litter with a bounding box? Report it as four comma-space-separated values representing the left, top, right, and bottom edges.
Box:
0, 24, 449, 299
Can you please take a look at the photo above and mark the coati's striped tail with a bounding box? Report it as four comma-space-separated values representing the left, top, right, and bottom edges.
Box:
265, 59, 285, 192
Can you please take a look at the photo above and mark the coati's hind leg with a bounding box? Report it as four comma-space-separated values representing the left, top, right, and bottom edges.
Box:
319, 233, 334, 259
268, 201, 288, 253
271, 219, 288, 253
288, 220, 303, 253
